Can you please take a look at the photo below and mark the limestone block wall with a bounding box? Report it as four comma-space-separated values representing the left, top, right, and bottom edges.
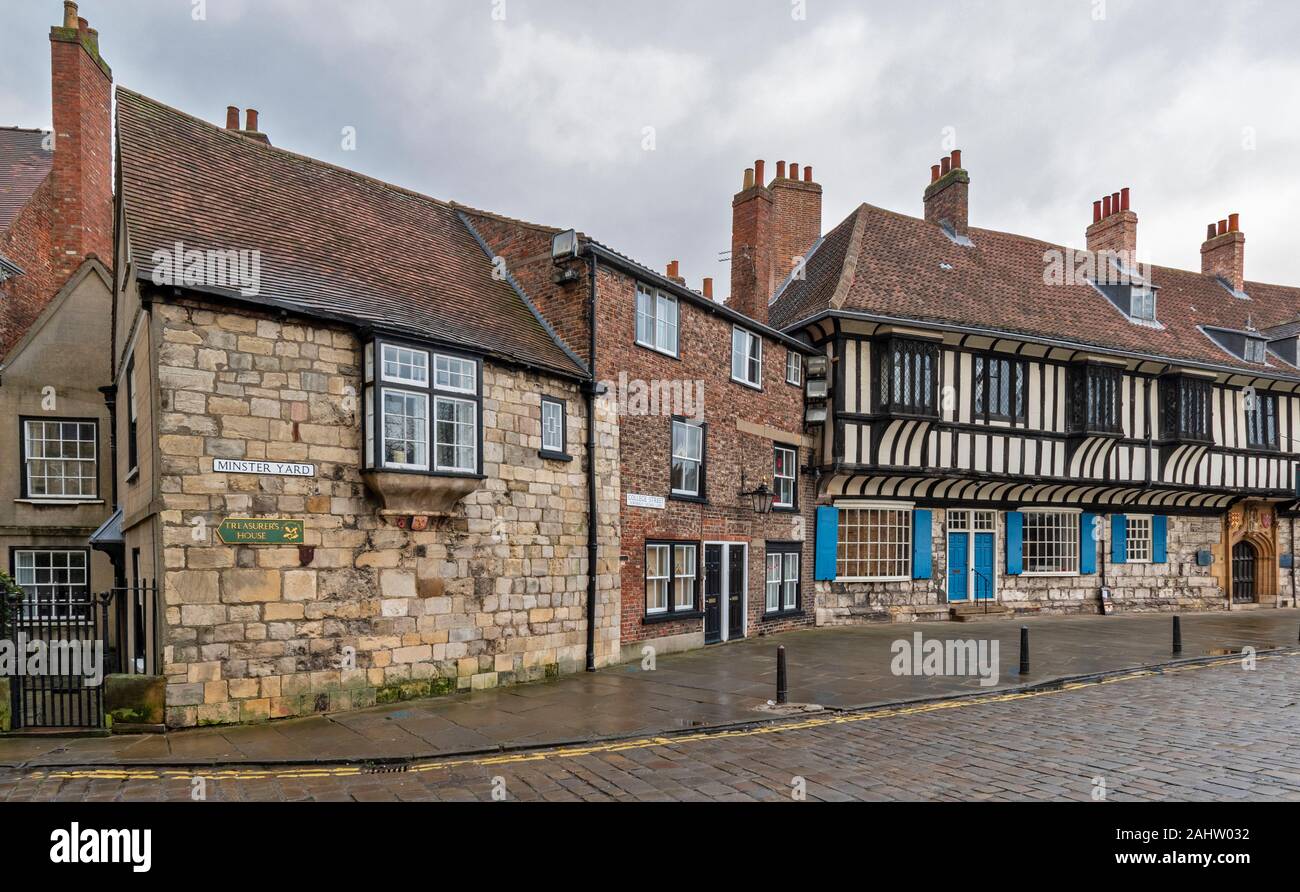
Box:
154, 300, 620, 728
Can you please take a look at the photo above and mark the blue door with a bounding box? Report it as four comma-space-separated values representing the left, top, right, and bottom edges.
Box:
973, 532, 995, 601
947, 533, 969, 602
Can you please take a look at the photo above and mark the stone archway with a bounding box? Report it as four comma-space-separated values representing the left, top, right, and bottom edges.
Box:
1223, 503, 1277, 605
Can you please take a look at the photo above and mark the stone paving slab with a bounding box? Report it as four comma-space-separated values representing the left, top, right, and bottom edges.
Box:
2, 608, 1296, 768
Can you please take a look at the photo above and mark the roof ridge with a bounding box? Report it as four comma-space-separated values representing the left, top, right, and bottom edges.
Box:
830, 204, 870, 311
0, 126, 49, 134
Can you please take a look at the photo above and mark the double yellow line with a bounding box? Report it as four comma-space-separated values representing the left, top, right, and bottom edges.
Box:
28, 650, 1295, 783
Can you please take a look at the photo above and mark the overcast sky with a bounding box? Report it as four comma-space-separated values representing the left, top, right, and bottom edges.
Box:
5, 0, 1300, 295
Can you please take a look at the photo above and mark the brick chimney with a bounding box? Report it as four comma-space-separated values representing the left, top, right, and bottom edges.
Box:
48, 1, 113, 285
1086, 187, 1137, 261
227, 105, 271, 145
770, 160, 823, 292
730, 160, 775, 324
1201, 214, 1246, 294
923, 150, 969, 237
665, 260, 685, 286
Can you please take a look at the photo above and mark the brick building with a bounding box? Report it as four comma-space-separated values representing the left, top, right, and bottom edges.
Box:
0, 3, 116, 622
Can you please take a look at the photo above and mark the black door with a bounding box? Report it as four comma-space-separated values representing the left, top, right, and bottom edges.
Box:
1232, 541, 1257, 604
704, 545, 723, 644
727, 546, 745, 640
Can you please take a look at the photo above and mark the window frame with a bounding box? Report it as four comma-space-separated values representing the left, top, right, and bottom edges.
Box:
1161, 375, 1214, 444
644, 540, 701, 619
19, 416, 99, 502
1020, 508, 1081, 577
731, 326, 763, 390
973, 354, 1026, 423
125, 355, 139, 479
772, 443, 798, 511
9, 546, 92, 622
364, 337, 484, 479
1125, 514, 1153, 564
877, 338, 940, 418
635, 284, 680, 358
786, 351, 803, 387
836, 502, 913, 582
1069, 362, 1124, 435
539, 396, 571, 461
1245, 390, 1279, 451
764, 542, 802, 616
379, 343, 431, 387
669, 416, 707, 501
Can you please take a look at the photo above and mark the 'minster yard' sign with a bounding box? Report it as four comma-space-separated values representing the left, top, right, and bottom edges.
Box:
214, 459, 316, 477
217, 518, 305, 545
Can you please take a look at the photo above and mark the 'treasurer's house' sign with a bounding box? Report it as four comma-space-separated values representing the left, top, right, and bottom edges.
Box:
217, 519, 305, 545
214, 459, 316, 477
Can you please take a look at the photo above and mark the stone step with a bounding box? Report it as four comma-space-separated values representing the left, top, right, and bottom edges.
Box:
949, 602, 1013, 622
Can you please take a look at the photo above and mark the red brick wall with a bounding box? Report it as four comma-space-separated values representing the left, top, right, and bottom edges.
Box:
771, 177, 823, 291
729, 185, 775, 326
0, 173, 57, 355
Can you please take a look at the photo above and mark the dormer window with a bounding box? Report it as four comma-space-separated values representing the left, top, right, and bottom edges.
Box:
1130, 286, 1156, 321
1244, 338, 1266, 364
1201, 326, 1271, 366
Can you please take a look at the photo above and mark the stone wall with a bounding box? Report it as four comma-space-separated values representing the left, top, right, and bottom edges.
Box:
154, 299, 620, 728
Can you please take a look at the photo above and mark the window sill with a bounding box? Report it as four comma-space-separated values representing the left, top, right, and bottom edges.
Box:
1020, 571, 1081, 578
539, 450, 574, 463
772, 504, 798, 513
669, 492, 708, 505
15, 498, 104, 506
836, 576, 911, 584
643, 610, 703, 625
730, 376, 763, 392
125, 467, 139, 484
634, 340, 680, 361
361, 469, 486, 516
762, 608, 803, 620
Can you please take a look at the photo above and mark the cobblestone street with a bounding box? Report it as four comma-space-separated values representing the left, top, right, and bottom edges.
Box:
5, 653, 1297, 803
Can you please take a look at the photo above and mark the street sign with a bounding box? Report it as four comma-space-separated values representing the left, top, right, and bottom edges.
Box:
214, 459, 316, 478
216, 518, 305, 545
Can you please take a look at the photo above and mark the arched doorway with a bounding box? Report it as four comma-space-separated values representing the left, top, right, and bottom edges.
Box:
1232, 541, 1257, 604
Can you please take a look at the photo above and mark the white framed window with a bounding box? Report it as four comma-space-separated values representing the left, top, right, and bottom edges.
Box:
782, 552, 799, 610
1022, 510, 1080, 575
671, 419, 704, 498
541, 398, 565, 455
382, 390, 429, 470
23, 419, 97, 499
13, 549, 90, 621
381, 344, 430, 386
646, 544, 670, 614
731, 326, 762, 388
786, 351, 803, 386
673, 544, 697, 610
435, 354, 477, 394
1126, 515, 1152, 563
773, 445, 797, 509
635, 284, 679, 356
1131, 287, 1156, 321
837, 504, 912, 581
765, 553, 783, 613
434, 396, 476, 473
646, 542, 697, 616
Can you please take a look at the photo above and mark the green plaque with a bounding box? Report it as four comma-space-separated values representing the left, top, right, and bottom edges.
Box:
217, 518, 305, 545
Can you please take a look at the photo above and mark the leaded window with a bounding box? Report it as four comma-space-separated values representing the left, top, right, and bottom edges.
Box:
879, 339, 939, 417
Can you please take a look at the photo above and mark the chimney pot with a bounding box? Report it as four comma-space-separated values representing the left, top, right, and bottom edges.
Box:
941, 156, 951, 176
931, 164, 941, 184
77, 16, 88, 31
755, 160, 766, 186
1229, 213, 1240, 232
1093, 200, 1103, 224
62, 1, 78, 29
1218, 219, 1228, 236
803, 165, 813, 183
790, 163, 800, 181
226, 106, 240, 130
1111, 192, 1121, 213
950, 149, 962, 169
246, 108, 259, 132
776, 161, 786, 180
1103, 195, 1112, 217
1207, 223, 1217, 240
667, 260, 679, 279
743, 167, 755, 190
1120, 187, 1130, 211
703, 278, 714, 300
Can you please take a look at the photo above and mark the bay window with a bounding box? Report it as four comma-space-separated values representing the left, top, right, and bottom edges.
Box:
878, 338, 939, 417
1068, 363, 1123, 434
1161, 375, 1212, 443
365, 339, 480, 476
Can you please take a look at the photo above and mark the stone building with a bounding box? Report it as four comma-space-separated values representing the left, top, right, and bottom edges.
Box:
0, 4, 116, 612
760, 151, 1300, 621
112, 90, 621, 727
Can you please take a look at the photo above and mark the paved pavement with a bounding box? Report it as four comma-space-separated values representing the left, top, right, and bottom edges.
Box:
4, 651, 1298, 801
1, 608, 1297, 769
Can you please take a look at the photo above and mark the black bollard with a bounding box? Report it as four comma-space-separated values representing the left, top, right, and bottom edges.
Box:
1019, 627, 1030, 676
776, 646, 788, 705
1173, 615, 1183, 655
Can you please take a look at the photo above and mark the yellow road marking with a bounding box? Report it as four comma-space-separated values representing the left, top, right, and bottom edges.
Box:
25, 650, 1297, 783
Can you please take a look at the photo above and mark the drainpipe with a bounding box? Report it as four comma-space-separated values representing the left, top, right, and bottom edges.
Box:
584, 251, 600, 672
1290, 514, 1296, 608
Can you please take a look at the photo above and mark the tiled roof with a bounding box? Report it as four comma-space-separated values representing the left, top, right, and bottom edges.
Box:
115, 88, 585, 378
772, 202, 1300, 377
0, 127, 54, 233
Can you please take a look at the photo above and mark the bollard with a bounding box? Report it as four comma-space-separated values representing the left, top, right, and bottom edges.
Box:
776, 646, 788, 705
1019, 627, 1030, 675
1173, 615, 1183, 655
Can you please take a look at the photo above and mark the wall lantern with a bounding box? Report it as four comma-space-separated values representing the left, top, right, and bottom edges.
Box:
744, 481, 775, 515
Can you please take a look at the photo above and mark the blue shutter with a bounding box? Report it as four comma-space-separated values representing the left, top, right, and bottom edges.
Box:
912, 510, 932, 580
1152, 515, 1168, 564
814, 506, 839, 580
1005, 511, 1023, 576
1111, 514, 1128, 565
1081, 513, 1098, 574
